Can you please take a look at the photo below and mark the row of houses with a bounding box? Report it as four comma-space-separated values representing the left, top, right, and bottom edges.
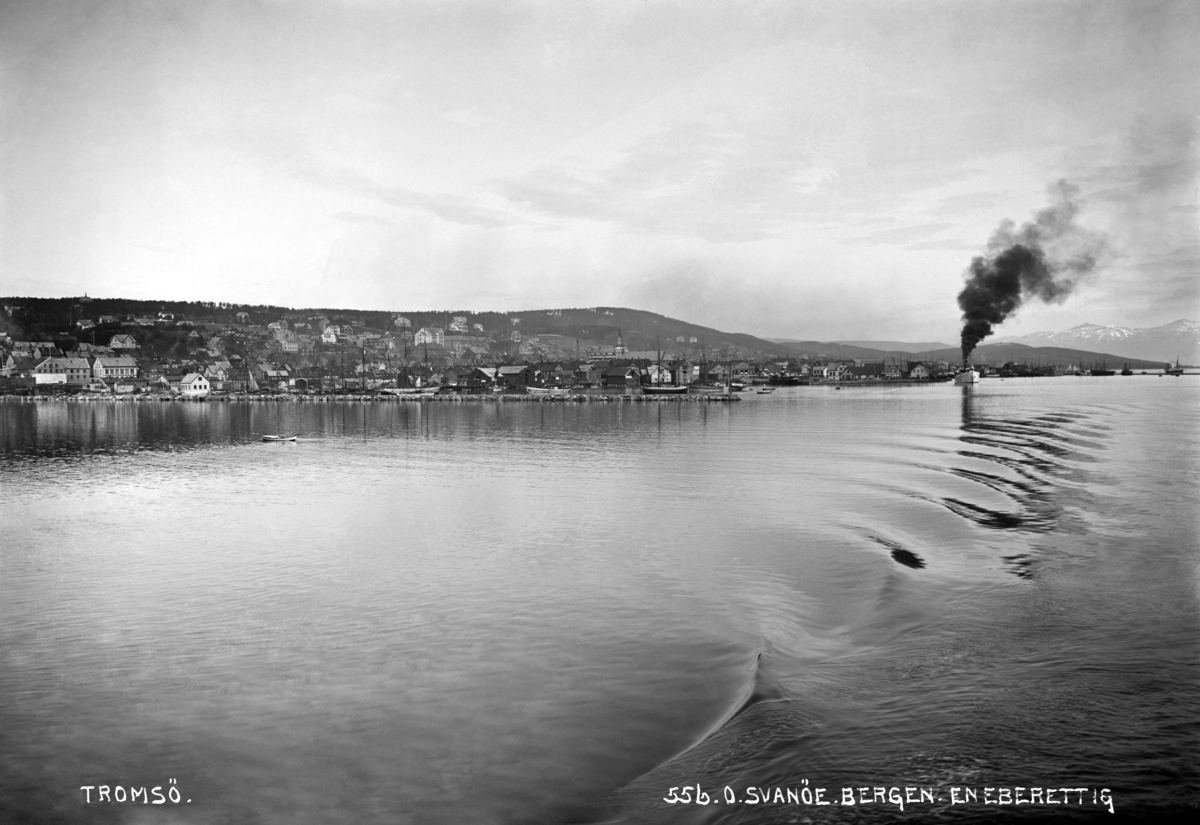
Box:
1, 349, 962, 394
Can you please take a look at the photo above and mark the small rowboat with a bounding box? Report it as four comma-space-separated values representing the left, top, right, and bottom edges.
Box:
262, 434, 297, 442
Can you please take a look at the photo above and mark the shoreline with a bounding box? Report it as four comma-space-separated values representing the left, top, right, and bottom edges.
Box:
0, 391, 741, 404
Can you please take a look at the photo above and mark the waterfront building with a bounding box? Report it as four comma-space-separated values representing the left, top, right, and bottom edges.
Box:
34, 356, 92, 385
646, 364, 672, 385
906, 362, 930, 379
178, 374, 211, 397
497, 365, 532, 389
91, 356, 139, 381
846, 363, 886, 380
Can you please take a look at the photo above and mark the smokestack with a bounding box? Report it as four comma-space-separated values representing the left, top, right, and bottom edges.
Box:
957, 181, 1104, 364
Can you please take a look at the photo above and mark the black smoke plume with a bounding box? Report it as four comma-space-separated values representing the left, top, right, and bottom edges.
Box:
958, 181, 1104, 364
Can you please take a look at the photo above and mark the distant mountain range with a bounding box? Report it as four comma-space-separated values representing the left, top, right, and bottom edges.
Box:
994, 320, 1198, 365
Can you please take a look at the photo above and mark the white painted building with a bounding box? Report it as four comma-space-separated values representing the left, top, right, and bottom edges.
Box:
179, 373, 211, 396
415, 327, 445, 346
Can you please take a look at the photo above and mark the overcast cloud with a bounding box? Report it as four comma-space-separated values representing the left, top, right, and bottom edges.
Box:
1, 0, 1197, 341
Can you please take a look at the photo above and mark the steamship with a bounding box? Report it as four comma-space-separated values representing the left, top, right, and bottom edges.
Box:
955, 342, 981, 385
954, 360, 980, 385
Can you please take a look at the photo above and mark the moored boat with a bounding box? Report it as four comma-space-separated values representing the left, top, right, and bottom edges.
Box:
262, 434, 297, 442
642, 384, 690, 395
382, 385, 441, 396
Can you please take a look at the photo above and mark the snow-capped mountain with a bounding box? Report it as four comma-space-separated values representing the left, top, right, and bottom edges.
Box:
994, 320, 1200, 365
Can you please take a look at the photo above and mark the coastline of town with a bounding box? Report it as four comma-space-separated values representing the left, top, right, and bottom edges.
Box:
1, 304, 977, 402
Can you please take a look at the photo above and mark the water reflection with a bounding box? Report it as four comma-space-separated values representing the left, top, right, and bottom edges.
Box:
943, 388, 1083, 538
2, 383, 1197, 824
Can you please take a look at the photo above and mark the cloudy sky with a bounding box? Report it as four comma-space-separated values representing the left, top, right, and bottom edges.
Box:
2, 0, 1197, 341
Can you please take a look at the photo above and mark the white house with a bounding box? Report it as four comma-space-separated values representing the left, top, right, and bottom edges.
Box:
109, 334, 138, 350
178, 373, 211, 396
415, 327, 445, 346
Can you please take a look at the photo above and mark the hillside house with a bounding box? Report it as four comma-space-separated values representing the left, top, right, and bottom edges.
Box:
415, 327, 445, 346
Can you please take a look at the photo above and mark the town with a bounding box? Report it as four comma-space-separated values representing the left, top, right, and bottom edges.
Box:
0, 298, 1071, 398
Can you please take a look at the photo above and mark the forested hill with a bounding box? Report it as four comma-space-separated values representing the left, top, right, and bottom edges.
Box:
0, 297, 797, 358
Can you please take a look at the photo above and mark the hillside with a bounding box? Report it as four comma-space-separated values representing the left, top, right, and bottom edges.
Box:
0, 297, 796, 360
773, 338, 955, 353
2, 296, 1177, 370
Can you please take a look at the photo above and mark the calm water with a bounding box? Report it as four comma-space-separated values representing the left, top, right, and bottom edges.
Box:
1, 379, 1197, 824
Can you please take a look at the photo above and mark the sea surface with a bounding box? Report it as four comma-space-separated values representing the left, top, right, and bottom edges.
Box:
1, 378, 1197, 824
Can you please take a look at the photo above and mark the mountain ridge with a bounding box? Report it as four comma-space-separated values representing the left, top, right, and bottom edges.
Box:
994, 320, 1198, 364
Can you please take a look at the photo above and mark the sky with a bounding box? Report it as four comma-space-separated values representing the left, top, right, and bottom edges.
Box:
1, 0, 1197, 342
